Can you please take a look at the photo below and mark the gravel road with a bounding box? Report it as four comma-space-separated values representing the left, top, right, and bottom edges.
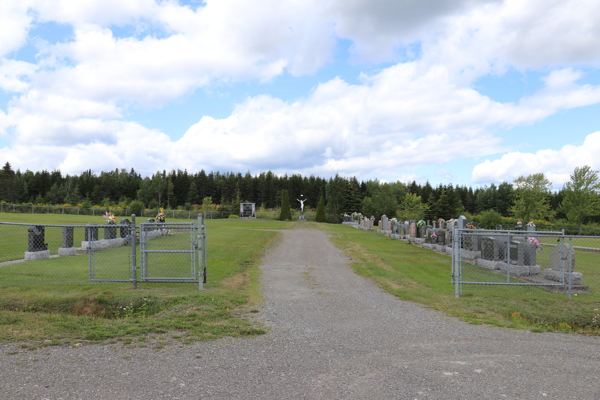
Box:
1, 228, 599, 399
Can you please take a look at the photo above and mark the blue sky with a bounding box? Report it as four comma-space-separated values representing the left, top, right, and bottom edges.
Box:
1, 0, 600, 190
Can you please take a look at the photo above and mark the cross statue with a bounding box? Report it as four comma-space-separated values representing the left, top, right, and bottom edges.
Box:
297, 197, 307, 213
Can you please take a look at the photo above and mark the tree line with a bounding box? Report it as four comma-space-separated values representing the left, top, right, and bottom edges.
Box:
0, 162, 598, 229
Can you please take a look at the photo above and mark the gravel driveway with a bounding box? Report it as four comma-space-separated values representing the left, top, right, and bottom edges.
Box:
1, 228, 599, 399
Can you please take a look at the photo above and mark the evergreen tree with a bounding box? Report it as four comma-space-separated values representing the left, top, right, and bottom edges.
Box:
326, 174, 347, 222
279, 189, 292, 220
187, 181, 199, 205
344, 177, 362, 213
315, 195, 326, 222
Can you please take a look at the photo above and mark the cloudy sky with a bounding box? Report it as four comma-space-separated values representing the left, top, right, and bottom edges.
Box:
1, 0, 599, 189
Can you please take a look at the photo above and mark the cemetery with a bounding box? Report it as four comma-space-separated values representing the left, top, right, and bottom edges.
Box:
343, 212, 592, 294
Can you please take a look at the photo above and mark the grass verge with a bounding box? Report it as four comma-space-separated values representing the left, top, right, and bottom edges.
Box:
318, 223, 600, 335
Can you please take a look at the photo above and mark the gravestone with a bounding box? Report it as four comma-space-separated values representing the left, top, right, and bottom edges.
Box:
25, 225, 50, 260
410, 222, 417, 237
28, 226, 48, 252
517, 241, 537, 266
550, 244, 577, 272
380, 215, 389, 232
58, 226, 77, 256
105, 225, 117, 240
456, 215, 467, 230
119, 218, 131, 238
481, 237, 506, 261
544, 244, 582, 284
434, 228, 446, 245
463, 235, 480, 251
84, 224, 98, 241
61, 227, 73, 248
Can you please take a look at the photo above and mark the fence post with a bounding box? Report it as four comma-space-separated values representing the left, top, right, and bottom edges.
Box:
131, 214, 137, 290
559, 237, 564, 285
506, 235, 512, 283
567, 237, 573, 300
453, 226, 460, 298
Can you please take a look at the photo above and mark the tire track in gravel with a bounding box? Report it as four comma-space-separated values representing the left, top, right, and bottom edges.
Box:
0, 228, 599, 399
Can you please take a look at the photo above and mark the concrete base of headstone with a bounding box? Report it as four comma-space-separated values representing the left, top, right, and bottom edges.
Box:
81, 238, 127, 250
446, 247, 452, 255
380, 230, 391, 234
58, 247, 77, 256
476, 258, 499, 270
461, 250, 481, 260
411, 238, 425, 245
528, 265, 541, 275
496, 262, 531, 277
544, 269, 583, 285
423, 243, 434, 250
24, 250, 51, 261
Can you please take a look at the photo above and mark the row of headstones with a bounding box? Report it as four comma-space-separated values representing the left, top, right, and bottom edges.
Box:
350, 214, 583, 285
27, 219, 133, 253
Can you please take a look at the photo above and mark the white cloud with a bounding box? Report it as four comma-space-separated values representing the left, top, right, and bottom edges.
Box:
471, 131, 600, 187
0, 1, 34, 57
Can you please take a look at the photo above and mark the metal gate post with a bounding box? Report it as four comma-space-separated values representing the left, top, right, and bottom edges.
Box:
568, 237, 573, 299
453, 226, 460, 298
131, 214, 137, 290
507, 235, 512, 283
87, 226, 93, 281
559, 237, 565, 285
198, 214, 206, 290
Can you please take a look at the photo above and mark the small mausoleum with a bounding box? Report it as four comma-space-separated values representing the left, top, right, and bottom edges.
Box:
240, 202, 256, 218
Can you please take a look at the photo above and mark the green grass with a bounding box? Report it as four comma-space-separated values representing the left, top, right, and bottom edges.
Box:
539, 236, 600, 249
0, 213, 284, 345
318, 223, 600, 335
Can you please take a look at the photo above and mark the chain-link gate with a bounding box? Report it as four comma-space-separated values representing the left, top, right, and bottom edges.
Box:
139, 215, 206, 289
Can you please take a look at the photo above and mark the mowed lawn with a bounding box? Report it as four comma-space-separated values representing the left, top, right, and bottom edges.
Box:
318, 223, 600, 335
0, 213, 292, 346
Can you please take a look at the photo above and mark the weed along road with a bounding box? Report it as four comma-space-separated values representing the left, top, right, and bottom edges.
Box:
1, 228, 599, 399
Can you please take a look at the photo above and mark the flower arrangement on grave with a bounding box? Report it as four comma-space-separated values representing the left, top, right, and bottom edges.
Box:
156, 207, 165, 223
438, 218, 445, 223
528, 237, 543, 250
527, 221, 536, 227
417, 220, 426, 227
516, 221, 523, 228
431, 232, 437, 238
104, 212, 116, 224
467, 224, 475, 229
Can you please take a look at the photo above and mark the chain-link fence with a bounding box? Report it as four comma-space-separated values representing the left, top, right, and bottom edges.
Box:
0, 216, 206, 289
452, 228, 600, 299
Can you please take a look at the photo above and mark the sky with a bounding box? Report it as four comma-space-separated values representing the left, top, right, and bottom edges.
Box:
1, 0, 600, 190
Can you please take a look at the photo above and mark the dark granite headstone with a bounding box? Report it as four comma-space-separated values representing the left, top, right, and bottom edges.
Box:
85, 224, 98, 241
28, 225, 48, 252
61, 227, 73, 248
119, 218, 131, 238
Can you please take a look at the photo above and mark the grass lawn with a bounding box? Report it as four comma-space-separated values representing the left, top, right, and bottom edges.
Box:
0, 213, 291, 347
318, 223, 600, 335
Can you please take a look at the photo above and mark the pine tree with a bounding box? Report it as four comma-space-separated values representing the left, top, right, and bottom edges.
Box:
279, 189, 292, 220
316, 195, 326, 222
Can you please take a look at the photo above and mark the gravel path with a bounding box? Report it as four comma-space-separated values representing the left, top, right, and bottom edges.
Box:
1, 228, 599, 399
